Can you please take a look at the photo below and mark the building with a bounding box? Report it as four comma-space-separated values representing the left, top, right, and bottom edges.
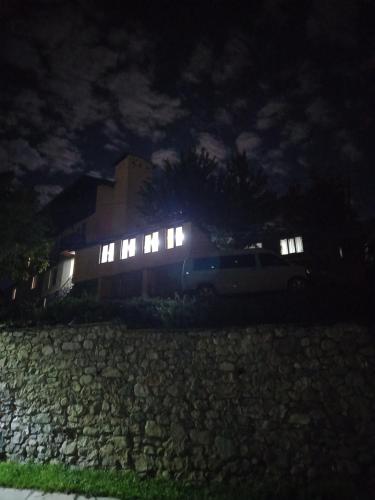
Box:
40, 155, 216, 301
22, 153, 365, 305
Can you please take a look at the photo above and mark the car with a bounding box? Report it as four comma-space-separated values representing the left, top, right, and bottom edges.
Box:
181, 248, 309, 296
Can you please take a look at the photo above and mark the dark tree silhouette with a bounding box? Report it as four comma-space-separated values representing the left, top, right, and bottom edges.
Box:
139, 149, 277, 248
0, 174, 51, 282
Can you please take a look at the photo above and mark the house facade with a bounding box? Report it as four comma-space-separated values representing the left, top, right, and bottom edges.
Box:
41, 155, 216, 301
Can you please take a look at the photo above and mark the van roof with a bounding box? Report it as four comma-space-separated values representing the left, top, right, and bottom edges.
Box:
188, 248, 276, 259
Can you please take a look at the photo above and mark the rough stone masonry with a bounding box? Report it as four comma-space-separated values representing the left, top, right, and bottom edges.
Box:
0, 322, 374, 484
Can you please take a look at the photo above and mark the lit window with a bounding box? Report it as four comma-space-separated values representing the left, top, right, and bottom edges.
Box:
295, 236, 304, 253
280, 236, 304, 255
288, 238, 296, 254
280, 239, 289, 255
69, 258, 75, 277
12, 288, 17, 300
166, 226, 184, 249
144, 232, 159, 253
248, 242, 262, 249
100, 242, 115, 263
121, 238, 136, 259
31, 276, 37, 290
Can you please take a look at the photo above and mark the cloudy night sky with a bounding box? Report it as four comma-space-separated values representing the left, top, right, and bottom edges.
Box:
1, 0, 374, 215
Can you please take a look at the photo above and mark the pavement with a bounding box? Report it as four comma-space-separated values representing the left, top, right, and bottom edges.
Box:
0, 488, 119, 500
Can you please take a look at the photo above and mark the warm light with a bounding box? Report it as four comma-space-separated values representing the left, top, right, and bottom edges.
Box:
295, 236, 304, 253
167, 228, 174, 249
100, 242, 115, 263
144, 232, 159, 253
280, 236, 303, 255
167, 226, 184, 249
11, 288, 17, 300
175, 226, 184, 246
288, 238, 296, 254
280, 239, 288, 255
69, 258, 75, 277
31, 276, 37, 290
121, 238, 136, 259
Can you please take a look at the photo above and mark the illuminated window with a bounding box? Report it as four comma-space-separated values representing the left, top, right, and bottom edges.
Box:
144, 232, 159, 253
12, 288, 17, 300
69, 258, 75, 277
121, 238, 136, 259
166, 226, 184, 249
31, 276, 37, 290
280, 236, 304, 255
100, 242, 115, 263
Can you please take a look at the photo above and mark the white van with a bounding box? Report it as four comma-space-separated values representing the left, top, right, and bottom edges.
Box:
182, 249, 309, 296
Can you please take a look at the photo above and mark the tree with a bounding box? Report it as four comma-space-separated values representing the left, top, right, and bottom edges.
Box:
281, 174, 356, 235
0, 174, 51, 283
139, 149, 277, 248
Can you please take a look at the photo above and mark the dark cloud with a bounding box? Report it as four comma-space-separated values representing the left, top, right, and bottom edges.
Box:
235, 132, 262, 158
0, 0, 374, 215
196, 133, 227, 162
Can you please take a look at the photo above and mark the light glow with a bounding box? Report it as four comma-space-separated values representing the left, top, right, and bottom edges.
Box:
69, 258, 75, 277
101, 242, 115, 263
144, 232, 159, 253
175, 226, 184, 246
167, 228, 175, 249
280, 239, 289, 255
121, 238, 136, 259
167, 226, 184, 249
288, 238, 296, 254
295, 236, 304, 253
280, 236, 304, 255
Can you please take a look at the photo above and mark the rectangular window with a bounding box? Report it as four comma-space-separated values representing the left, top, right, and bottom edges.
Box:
12, 288, 17, 300
144, 232, 159, 254
100, 242, 115, 263
280, 236, 304, 255
295, 236, 304, 253
166, 226, 184, 249
31, 276, 37, 290
69, 258, 75, 277
288, 238, 296, 254
121, 238, 136, 259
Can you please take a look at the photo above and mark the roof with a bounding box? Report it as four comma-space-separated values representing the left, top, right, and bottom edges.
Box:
42, 174, 114, 233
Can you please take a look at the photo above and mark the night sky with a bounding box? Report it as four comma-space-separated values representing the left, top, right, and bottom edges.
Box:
1, 0, 374, 216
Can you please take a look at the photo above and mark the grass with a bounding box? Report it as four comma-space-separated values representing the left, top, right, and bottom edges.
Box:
0, 462, 370, 500
0, 462, 208, 499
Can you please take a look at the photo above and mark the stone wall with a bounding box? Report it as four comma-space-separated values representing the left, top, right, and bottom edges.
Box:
0, 323, 374, 484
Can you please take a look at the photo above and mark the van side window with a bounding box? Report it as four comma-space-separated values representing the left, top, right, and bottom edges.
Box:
259, 253, 288, 267
220, 254, 256, 269
193, 257, 220, 271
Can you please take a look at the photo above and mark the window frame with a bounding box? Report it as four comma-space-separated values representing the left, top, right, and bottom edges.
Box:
100, 242, 115, 263
144, 231, 159, 254
166, 226, 184, 249
121, 237, 136, 260
280, 236, 304, 255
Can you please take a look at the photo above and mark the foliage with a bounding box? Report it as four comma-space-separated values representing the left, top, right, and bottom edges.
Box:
0, 462, 368, 500
139, 149, 276, 248
281, 174, 357, 234
0, 285, 369, 329
0, 174, 51, 282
